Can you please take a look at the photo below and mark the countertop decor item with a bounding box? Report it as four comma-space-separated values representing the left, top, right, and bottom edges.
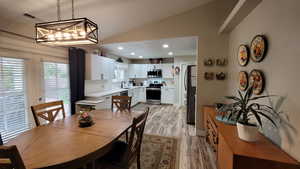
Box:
239, 71, 248, 91
78, 111, 94, 128
238, 44, 249, 66
251, 35, 268, 62
219, 87, 278, 142
249, 69, 265, 95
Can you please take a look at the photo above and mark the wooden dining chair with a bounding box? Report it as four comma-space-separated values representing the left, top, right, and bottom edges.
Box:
96, 107, 150, 169
111, 96, 132, 112
31, 100, 66, 126
0, 145, 26, 169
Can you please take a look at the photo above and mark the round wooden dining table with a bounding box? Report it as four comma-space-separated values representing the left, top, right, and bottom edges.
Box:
6, 110, 141, 169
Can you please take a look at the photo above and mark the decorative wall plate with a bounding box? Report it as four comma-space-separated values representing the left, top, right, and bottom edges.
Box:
250, 35, 267, 62
239, 71, 248, 91
238, 45, 249, 66
174, 66, 180, 75
249, 70, 265, 95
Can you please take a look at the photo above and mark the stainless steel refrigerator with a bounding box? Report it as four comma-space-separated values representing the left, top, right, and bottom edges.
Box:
185, 65, 197, 124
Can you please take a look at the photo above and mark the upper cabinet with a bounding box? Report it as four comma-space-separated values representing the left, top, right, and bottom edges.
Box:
86, 55, 115, 80
129, 63, 174, 79
128, 64, 148, 79
87, 57, 174, 80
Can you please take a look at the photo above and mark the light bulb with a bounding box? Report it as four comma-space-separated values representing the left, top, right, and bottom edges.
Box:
79, 31, 86, 36
55, 32, 62, 38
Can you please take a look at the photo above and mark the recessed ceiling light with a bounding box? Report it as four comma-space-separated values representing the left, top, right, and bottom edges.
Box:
118, 46, 124, 50
162, 44, 169, 48
139, 55, 143, 58
130, 52, 135, 55
168, 52, 173, 56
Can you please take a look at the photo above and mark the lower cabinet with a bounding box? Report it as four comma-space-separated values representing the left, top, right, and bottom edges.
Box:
139, 87, 146, 102
92, 87, 146, 110
161, 87, 175, 104
95, 93, 119, 110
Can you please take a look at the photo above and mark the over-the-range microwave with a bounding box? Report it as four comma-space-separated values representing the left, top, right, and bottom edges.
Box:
147, 69, 162, 78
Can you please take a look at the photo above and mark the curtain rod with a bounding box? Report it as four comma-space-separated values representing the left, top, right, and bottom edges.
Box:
0, 29, 34, 40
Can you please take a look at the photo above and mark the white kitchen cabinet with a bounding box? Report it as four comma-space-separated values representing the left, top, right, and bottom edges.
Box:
89, 55, 115, 80
139, 87, 146, 102
128, 64, 148, 78
162, 64, 174, 79
94, 92, 122, 110
161, 87, 175, 104
128, 88, 137, 106
128, 87, 145, 106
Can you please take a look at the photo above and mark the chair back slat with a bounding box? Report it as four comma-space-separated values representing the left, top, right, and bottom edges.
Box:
31, 100, 65, 126
122, 107, 150, 164
111, 96, 132, 112
0, 145, 26, 169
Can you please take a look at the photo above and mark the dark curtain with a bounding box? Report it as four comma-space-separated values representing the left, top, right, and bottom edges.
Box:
69, 48, 86, 115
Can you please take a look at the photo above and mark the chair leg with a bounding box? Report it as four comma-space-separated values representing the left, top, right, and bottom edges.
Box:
137, 153, 141, 169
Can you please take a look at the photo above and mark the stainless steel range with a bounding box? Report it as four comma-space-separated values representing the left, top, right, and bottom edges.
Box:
146, 83, 163, 104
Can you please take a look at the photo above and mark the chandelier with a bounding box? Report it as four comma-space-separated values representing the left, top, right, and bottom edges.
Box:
35, 0, 98, 45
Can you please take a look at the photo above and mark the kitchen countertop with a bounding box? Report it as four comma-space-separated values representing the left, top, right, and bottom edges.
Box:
85, 86, 146, 98
161, 86, 175, 89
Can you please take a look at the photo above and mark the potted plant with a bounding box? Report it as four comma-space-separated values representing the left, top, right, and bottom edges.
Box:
78, 111, 94, 128
220, 87, 279, 142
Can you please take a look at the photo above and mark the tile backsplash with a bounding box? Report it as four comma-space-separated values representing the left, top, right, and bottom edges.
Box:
85, 80, 121, 95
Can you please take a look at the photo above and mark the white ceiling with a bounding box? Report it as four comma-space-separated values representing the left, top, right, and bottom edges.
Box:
102, 36, 198, 59
0, 0, 213, 39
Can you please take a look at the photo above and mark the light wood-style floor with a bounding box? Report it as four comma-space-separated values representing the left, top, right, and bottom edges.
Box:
133, 103, 214, 169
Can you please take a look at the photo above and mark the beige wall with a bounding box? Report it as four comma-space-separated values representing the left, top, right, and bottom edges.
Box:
0, 30, 68, 127
103, 0, 237, 133
226, 0, 300, 161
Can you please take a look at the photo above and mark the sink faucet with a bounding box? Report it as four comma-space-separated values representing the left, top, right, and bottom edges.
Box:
121, 81, 126, 88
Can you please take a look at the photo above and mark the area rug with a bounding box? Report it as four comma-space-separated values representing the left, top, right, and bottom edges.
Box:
129, 134, 178, 169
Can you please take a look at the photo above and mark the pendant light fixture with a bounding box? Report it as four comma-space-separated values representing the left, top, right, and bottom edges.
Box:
35, 0, 98, 45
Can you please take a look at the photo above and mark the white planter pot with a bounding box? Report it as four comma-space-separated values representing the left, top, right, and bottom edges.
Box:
236, 122, 259, 142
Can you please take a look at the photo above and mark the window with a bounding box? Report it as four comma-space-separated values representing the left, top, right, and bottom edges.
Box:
112, 63, 126, 82
43, 62, 70, 116
0, 57, 30, 143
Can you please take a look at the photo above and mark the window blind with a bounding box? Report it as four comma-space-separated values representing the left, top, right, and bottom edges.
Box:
0, 57, 30, 143
43, 62, 70, 116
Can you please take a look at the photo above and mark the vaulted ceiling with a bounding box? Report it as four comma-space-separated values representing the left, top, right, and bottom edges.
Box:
0, 0, 214, 39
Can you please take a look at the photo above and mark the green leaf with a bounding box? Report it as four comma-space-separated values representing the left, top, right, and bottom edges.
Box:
236, 110, 243, 122
225, 96, 242, 102
260, 105, 277, 113
245, 87, 253, 103
238, 90, 244, 102
249, 103, 260, 110
251, 108, 262, 127
249, 95, 276, 101
257, 111, 277, 128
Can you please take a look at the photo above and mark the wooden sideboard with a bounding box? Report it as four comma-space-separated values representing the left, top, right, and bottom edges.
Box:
203, 106, 300, 169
